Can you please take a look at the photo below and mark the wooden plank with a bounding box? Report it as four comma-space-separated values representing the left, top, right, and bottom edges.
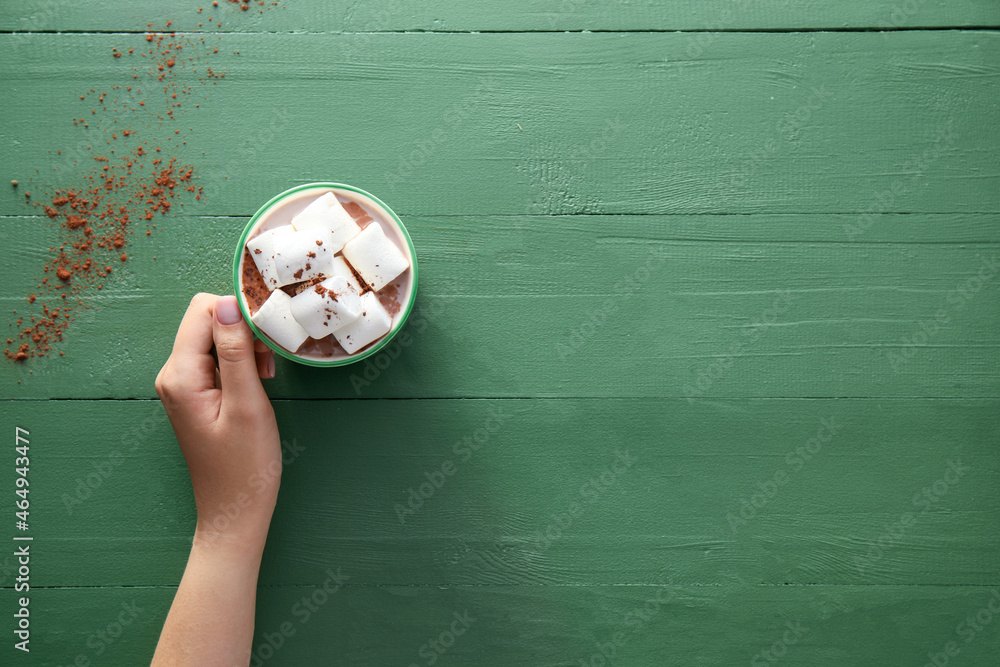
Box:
3, 0, 999, 32
1, 584, 998, 666
3, 7, 996, 667
3, 214, 998, 399
1, 32, 998, 218
4, 399, 996, 588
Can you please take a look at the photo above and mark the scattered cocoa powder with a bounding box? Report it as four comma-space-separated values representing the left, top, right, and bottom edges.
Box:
6, 4, 279, 363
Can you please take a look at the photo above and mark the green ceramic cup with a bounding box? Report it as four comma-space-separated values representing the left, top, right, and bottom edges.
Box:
233, 182, 418, 367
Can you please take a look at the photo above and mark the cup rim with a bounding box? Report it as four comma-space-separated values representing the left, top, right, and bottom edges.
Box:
232, 182, 419, 367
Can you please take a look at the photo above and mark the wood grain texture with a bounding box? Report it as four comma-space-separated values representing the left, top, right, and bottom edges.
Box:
1, 9, 998, 667
3, 0, 1000, 32
3, 214, 998, 399
0, 396, 998, 663
3, 584, 1000, 666
2, 399, 996, 589
1, 32, 998, 219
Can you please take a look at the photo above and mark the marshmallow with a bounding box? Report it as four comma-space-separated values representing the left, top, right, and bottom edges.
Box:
331, 255, 365, 292
291, 192, 362, 253
246, 224, 293, 289
289, 275, 363, 338
272, 229, 336, 287
341, 223, 410, 291
250, 289, 310, 353
333, 291, 393, 354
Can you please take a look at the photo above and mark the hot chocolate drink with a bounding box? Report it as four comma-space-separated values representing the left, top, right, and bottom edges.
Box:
236, 185, 416, 363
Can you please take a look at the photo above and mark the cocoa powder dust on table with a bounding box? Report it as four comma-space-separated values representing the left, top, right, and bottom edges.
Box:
5, 2, 280, 364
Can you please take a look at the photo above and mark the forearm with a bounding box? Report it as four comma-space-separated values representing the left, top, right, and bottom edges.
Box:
152, 527, 270, 666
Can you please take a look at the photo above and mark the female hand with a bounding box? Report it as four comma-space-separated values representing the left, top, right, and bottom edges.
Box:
152, 293, 282, 666
154, 293, 281, 538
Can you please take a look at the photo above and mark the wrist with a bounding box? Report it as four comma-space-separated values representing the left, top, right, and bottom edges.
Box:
193, 505, 274, 553
192, 523, 270, 563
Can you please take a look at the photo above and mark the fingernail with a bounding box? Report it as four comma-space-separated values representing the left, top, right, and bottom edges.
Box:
216, 295, 242, 325
267, 352, 276, 378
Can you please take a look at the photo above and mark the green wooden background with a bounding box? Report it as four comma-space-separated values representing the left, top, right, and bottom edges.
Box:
2, 1, 999, 665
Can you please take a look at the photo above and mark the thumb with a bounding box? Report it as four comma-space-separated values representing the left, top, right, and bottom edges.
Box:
213, 295, 267, 409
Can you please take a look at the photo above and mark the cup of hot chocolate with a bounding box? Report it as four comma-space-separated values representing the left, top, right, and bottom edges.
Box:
233, 183, 418, 366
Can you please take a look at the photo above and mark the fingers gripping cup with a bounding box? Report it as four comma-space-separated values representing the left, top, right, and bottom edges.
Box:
233, 183, 418, 367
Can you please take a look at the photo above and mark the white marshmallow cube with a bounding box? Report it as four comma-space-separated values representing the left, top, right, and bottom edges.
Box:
272, 229, 336, 287
331, 255, 365, 292
291, 192, 362, 253
333, 291, 393, 354
250, 289, 310, 353
341, 223, 410, 291
289, 275, 363, 339
246, 224, 293, 289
